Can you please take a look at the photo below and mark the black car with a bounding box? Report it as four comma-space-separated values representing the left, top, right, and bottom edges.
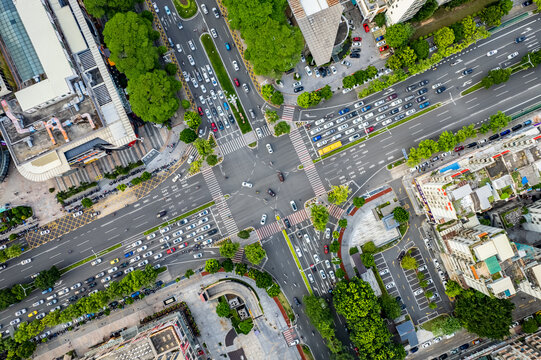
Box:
406, 84, 417, 92
68, 296, 78, 302
436, 86, 446, 94
522, 0, 532, 6
284, 218, 291, 228
515, 35, 526, 43
120, 261, 129, 268
350, 53, 360, 58
211, 107, 218, 117
418, 80, 429, 86
346, 111, 358, 119
293, 297, 301, 306
0, 264, 6, 270
410, 347, 419, 353
512, 124, 523, 131
157, 210, 166, 218
228, 114, 235, 124
218, 121, 224, 130
267, 189, 276, 197
84, 277, 95, 284
404, 102, 413, 109
459, 343, 470, 351
417, 88, 428, 95
389, 108, 400, 115
294, 86, 304, 93
397, 250, 406, 261
463, 68, 473, 75
207, 229, 218, 236
439, 354, 448, 360
416, 96, 427, 103
319, 67, 327, 78
88, 282, 97, 288
113, 271, 123, 278
488, 133, 500, 141
466, 142, 477, 148
155, 280, 163, 288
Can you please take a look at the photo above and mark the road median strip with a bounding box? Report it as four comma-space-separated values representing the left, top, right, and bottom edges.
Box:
60, 243, 122, 275
282, 230, 312, 294
143, 201, 216, 235
314, 104, 442, 162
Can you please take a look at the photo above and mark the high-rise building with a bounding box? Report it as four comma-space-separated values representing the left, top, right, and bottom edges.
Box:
385, 0, 428, 24
0, 0, 136, 181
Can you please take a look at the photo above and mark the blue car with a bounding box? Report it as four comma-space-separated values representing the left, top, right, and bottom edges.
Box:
312, 135, 322, 142
338, 107, 350, 115
419, 101, 430, 109
225, 42, 231, 51
500, 129, 511, 137
124, 251, 133, 258
524, 119, 532, 126
375, 35, 384, 42
223, 102, 229, 111
361, 105, 371, 112
131, 291, 141, 299
41, 288, 53, 295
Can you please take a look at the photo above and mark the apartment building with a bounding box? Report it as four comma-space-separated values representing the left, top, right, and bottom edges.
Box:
491, 331, 541, 360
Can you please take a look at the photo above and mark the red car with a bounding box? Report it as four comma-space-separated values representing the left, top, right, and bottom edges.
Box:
454, 145, 464, 152
353, 37, 362, 42
387, 93, 397, 101
324, 245, 329, 254
363, 23, 370, 32
211, 122, 218, 132
379, 45, 389, 52
233, 78, 240, 87
166, 247, 176, 254
365, 126, 375, 134
197, 106, 204, 116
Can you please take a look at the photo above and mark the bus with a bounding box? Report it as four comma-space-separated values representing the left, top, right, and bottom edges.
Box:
318, 141, 342, 156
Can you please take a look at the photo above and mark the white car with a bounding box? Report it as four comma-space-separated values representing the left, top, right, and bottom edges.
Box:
295, 247, 302, 258
352, 42, 361, 47
310, 127, 322, 135
303, 234, 310, 243
382, 119, 392, 126
422, 341, 431, 348
172, 174, 181, 183
337, 124, 348, 131
57, 288, 69, 295
323, 121, 334, 129
319, 270, 326, 279
406, 109, 416, 116
487, 50, 498, 56
138, 260, 149, 267
173, 230, 183, 237
210, 28, 218, 38
390, 99, 402, 107
218, 90, 224, 99
132, 240, 142, 248
266, 144, 273, 154
433, 337, 442, 343
329, 270, 336, 281
242, 181, 253, 188
307, 273, 314, 283
385, 282, 395, 289
314, 68, 320, 77
433, 259, 440, 267
15, 309, 27, 316
376, 114, 386, 121
315, 118, 325, 126
198, 217, 209, 225
330, 65, 337, 74
188, 40, 196, 51
418, 265, 427, 271
202, 239, 213, 245
146, 234, 156, 240
21, 258, 32, 265
260, 214, 267, 225
160, 227, 170, 234
176, 44, 182, 53
107, 267, 118, 274
232, 60, 239, 71
32, 299, 44, 307
124, 267, 134, 274
313, 254, 320, 263
508, 51, 519, 59
187, 55, 195, 66
40, 230, 50, 235
331, 134, 342, 141
186, 223, 196, 231
345, 128, 355, 135
325, 260, 331, 269
376, 40, 386, 47
200, 224, 211, 232
186, 231, 197, 239
374, 99, 385, 107
304, 66, 313, 76
10, 319, 20, 326
379, 269, 389, 275
431, 83, 442, 89
173, 238, 183, 244
154, 253, 163, 260
354, 101, 364, 109
256, 128, 263, 138
210, 89, 217, 100
70, 283, 82, 290
152, 2, 159, 12
414, 288, 424, 296
200, 3, 208, 14
137, 245, 148, 253
193, 253, 203, 258
195, 235, 205, 242
325, 228, 331, 239
161, 236, 170, 243
143, 251, 153, 258
95, 271, 105, 278
130, 255, 141, 264
72, 211, 83, 217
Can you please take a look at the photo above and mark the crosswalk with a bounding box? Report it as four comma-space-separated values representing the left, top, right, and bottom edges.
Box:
255, 124, 272, 139
217, 135, 246, 155
328, 204, 345, 219
281, 105, 295, 122
289, 127, 326, 196
285, 209, 309, 226
256, 221, 282, 240
282, 328, 298, 345
201, 168, 239, 236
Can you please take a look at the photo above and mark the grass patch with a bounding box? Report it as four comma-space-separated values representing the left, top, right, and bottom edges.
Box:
387, 158, 406, 169
143, 201, 215, 235
172, 0, 198, 19
60, 243, 122, 274
372, 265, 388, 295
200, 34, 251, 134
421, 314, 449, 332
318, 104, 441, 161
399, 223, 409, 236
302, 345, 315, 360
277, 291, 295, 321
411, 0, 495, 39
248, 142, 257, 148
282, 230, 312, 294
298, 165, 304, 170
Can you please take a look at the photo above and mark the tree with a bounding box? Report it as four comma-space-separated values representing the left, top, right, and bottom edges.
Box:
499, 0, 513, 15
361, 253, 375, 267
5, 245, 21, 259
245, 242, 266, 265
483, 69, 512, 89
181, 99, 190, 109
455, 288, 514, 339
329, 241, 340, 253
185, 269, 195, 278
379, 293, 401, 319
450, 22, 465, 43
418, 139, 439, 159
385, 23, 414, 48
392, 207, 409, 223
15, 341, 36, 359
235, 262, 247, 276
310, 204, 329, 231
238, 319, 254, 334
434, 27, 455, 49
81, 198, 93, 208
489, 111, 510, 133
237, 230, 250, 239
445, 280, 463, 297
351, 197, 365, 209
205, 259, 220, 273
342, 75, 357, 89
297, 91, 321, 108
386, 54, 403, 70
419, 280, 428, 288
128, 70, 181, 124
184, 111, 202, 129
193, 138, 214, 157
83, 0, 137, 18
428, 302, 438, 309
523, 318, 539, 333
220, 240, 240, 258
103, 12, 158, 80
271, 91, 284, 105
401, 255, 417, 270
304, 295, 337, 342
165, 62, 177, 76
266, 283, 281, 297
480, 4, 504, 27
374, 12, 386, 27
438, 130, 458, 152
328, 185, 350, 205
34, 266, 61, 290
274, 121, 291, 136
338, 219, 348, 229
216, 301, 230, 317
335, 268, 346, 279
462, 16, 477, 41
261, 84, 274, 100
265, 110, 279, 123
221, 258, 234, 272
411, 39, 430, 60
317, 85, 333, 101
431, 316, 462, 336
332, 231, 339, 239
206, 154, 219, 166
179, 128, 197, 143
411, 0, 438, 22
255, 271, 273, 288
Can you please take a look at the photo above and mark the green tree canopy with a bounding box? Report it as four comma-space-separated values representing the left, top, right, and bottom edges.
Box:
386, 54, 403, 70
297, 91, 322, 108
304, 295, 336, 341
261, 84, 275, 100
385, 23, 414, 48
488, 111, 510, 133
81, 198, 93, 208
274, 121, 291, 136
219, 240, 240, 258
353, 197, 366, 208
193, 138, 214, 157
179, 128, 198, 143
245, 242, 266, 265
455, 288, 514, 339
216, 301, 231, 317
480, 4, 504, 27
206, 154, 219, 166
103, 12, 158, 80
127, 70, 181, 124
310, 204, 329, 231
523, 318, 539, 333
329, 240, 340, 253
401, 255, 417, 270
34, 266, 61, 290
450, 22, 465, 43
328, 185, 350, 205
271, 91, 284, 105
83, 0, 138, 18
265, 110, 279, 123
184, 111, 202, 129
445, 280, 463, 297
361, 253, 375, 267
431, 316, 462, 336
379, 293, 401, 319
374, 12, 386, 27
392, 206, 409, 223
235, 262, 248, 276
411, 0, 438, 22
338, 219, 348, 229
205, 259, 220, 273
410, 39, 430, 60
266, 283, 281, 297
434, 27, 455, 49
438, 130, 458, 152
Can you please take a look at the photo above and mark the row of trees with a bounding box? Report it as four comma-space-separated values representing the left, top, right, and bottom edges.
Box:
223, 0, 304, 78
407, 111, 510, 166
1, 265, 159, 359
103, 11, 181, 124
342, 66, 378, 89
481, 68, 512, 89
219, 239, 267, 266
0, 244, 23, 263
297, 85, 333, 108
304, 295, 345, 354
261, 84, 284, 106
83, 0, 139, 18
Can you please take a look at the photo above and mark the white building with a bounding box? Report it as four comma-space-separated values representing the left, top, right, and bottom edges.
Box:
385, 0, 428, 24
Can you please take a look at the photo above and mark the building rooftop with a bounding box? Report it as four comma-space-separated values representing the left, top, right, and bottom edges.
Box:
396, 320, 418, 347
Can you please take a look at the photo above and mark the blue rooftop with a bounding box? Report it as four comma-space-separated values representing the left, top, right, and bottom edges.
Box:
440, 162, 460, 173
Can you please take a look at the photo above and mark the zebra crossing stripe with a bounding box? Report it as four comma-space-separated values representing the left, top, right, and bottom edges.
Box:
218, 136, 246, 155
289, 127, 326, 196
281, 105, 295, 121
256, 221, 282, 240
201, 168, 239, 235
286, 209, 309, 226
328, 204, 345, 219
